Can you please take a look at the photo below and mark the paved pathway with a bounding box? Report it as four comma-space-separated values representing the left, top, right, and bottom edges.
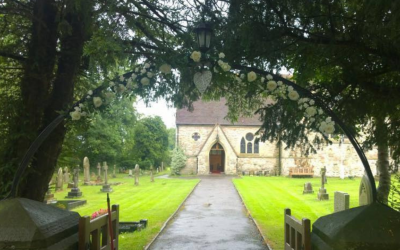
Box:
149, 175, 268, 250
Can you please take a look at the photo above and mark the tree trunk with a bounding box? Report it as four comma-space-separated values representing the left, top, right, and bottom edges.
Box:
19, 0, 92, 201
375, 116, 391, 204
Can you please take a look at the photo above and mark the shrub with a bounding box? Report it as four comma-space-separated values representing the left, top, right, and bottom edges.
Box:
170, 147, 187, 175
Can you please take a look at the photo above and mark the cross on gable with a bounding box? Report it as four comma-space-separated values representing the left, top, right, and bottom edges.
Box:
192, 132, 200, 141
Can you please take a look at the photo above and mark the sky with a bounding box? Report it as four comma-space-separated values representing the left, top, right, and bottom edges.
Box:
134, 98, 176, 128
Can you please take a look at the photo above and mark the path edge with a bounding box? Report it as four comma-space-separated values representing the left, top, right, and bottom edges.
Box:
232, 177, 273, 250
144, 179, 201, 250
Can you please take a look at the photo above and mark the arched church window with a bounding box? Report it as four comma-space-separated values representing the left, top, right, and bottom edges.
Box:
254, 139, 259, 153
247, 142, 253, 153
240, 138, 246, 153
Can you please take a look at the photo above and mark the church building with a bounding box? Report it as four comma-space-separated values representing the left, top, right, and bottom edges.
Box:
176, 98, 378, 177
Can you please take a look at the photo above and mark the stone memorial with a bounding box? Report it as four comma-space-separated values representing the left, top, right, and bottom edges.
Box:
359, 173, 373, 206
101, 162, 113, 192
66, 166, 82, 198
113, 165, 116, 178
303, 182, 314, 194
97, 162, 101, 177
157, 167, 159, 173
63, 166, 69, 184
334, 191, 350, 212
83, 157, 90, 184
135, 164, 140, 186
318, 166, 329, 200
128, 169, 133, 177
161, 161, 164, 172
56, 167, 64, 191
150, 166, 154, 182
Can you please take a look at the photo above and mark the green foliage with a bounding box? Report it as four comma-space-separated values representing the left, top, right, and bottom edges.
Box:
170, 147, 187, 175
389, 173, 400, 212
131, 116, 169, 169
167, 128, 176, 150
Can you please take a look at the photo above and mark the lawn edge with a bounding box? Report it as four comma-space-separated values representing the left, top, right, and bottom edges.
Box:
144, 179, 201, 250
233, 178, 273, 250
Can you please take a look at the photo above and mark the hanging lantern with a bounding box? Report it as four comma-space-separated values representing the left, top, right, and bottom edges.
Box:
194, 21, 213, 53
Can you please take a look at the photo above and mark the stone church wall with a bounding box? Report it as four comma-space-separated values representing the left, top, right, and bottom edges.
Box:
177, 125, 379, 177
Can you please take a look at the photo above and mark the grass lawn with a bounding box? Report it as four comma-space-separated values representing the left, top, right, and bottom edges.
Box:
233, 176, 362, 250
53, 172, 199, 250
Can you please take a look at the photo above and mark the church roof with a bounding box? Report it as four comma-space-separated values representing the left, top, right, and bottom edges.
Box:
176, 98, 263, 126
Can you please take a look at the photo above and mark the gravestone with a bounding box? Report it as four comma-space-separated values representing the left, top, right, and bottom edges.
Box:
157, 167, 159, 173
101, 162, 113, 192
318, 166, 329, 200
303, 182, 314, 194
135, 164, 140, 186
97, 162, 101, 177
334, 191, 350, 212
63, 167, 70, 184
359, 174, 373, 206
83, 157, 90, 184
150, 166, 154, 182
161, 161, 164, 172
321, 166, 328, 184
113, 165, 116, 178
56, 167, 63, 191
128, 169, 133, 177
66, 166, 82, 198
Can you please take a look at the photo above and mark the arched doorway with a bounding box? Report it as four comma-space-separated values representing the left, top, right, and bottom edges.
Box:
209, 143, 225, 173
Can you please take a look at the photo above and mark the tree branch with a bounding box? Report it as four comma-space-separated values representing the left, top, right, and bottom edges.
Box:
0, 51, 26, 62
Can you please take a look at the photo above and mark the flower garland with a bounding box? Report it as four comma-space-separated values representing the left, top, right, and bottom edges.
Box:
69, 49, 335, 135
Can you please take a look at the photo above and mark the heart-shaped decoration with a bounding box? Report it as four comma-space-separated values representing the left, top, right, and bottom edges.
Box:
193, 70, 212, 94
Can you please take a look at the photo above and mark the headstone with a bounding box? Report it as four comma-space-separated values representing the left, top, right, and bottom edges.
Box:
135, 164, 140, 186
97, 162, 101, 177
318, 166, 329, 200
101, 162, 113, 192
359, 173, 373, 206
83, 157, 90, 184
334, 191, 350, 212
157, 167, 159, 173
303, 182, 314, 194
150, 166, 154, 182
128, 169, 133, 177
321, 166, 328, 184
66, 166, 82, 198
161, 161, 164, 172
63, 166, 69, 184
113, 165, 116, 178
56, 167, 63, 191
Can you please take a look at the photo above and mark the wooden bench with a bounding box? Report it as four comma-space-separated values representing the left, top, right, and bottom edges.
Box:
289, 167, 314, 178
284, 208, 311, 250
79, 204, 120, 250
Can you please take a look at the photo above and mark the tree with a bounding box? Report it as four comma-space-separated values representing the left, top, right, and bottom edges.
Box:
212, 0, 400, 204
131, 116, 169, 169
167, 128, 176, 150
170, 147, 187, 175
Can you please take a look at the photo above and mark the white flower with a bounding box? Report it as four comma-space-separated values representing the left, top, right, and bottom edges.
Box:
144, 63, 151, 69
119, 76, 125, 81
240, 74, 245, 79
305, 106, 317, 117
288, 90, 300, 101
74, 106, 81, 112
86, 95, 91, 99
79, 103, 84, 108
141, 68, 147, 74
247, 71, 257, 82
147, 72, 154, 78
70, 110, 81, 120
93, 97, 103, 108
218, 60, 224, 66
218, 52, 225, 58
81, 111, 87, 117
159, 64, 172, 74
109, 81, 115, 87
131, 74, 137, 80
221, 63, 231, 72
324, 124, 335, 134
277, 81, 283, 86
261, 77, 265, 83
326, 117, 332, 122
309, 99, 315, 105
190, 51, 201, 62
303, 103, 309, 108
266, 80, 277, 91
288, 86, 294, 92
87, 90, 93, 96
141, 77, 150, 85
267, 74, 273, 80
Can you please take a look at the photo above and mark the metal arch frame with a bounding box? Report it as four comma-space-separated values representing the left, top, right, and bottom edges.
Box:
5, 66, 377, 202
232, 64, 377, 201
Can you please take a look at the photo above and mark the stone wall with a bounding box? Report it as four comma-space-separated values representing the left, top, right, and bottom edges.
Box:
177, 125, 379, 177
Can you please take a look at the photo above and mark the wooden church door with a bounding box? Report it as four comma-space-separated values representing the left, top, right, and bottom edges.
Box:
209, 143, 225, 173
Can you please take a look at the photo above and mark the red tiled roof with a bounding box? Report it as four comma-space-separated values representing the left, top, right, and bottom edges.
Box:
176, 98, 262, 126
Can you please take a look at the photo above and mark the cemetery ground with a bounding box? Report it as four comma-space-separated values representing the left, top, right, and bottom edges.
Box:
51, 171, 199, 250
234, 176, 362, 250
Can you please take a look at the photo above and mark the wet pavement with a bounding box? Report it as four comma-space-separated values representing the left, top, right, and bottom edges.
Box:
149, 175, 268, 250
